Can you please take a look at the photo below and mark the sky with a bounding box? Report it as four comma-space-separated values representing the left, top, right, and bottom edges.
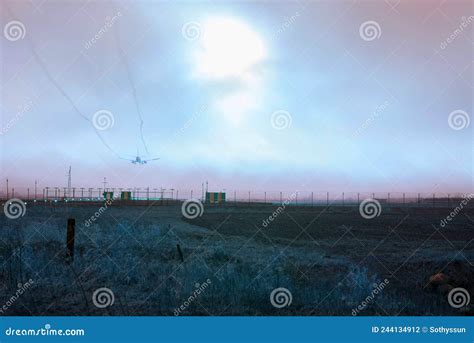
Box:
0, 0, 472, 196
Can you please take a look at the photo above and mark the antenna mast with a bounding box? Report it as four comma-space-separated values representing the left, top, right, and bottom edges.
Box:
67, 166, 72, 199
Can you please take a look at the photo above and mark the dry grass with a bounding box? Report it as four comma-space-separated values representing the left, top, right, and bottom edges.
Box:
0, 203, 472, 316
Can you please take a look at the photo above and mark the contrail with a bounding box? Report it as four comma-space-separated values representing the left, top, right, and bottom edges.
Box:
113, 23, 150, 155
3, 3, 121, 158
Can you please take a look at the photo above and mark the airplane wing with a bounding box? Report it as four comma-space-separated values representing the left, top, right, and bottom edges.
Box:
119, 157, 133, 161
143, 157, 160, 162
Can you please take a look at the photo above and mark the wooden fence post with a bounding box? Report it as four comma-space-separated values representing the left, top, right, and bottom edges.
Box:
176, 244, 184, 263
66, 218, 75, 263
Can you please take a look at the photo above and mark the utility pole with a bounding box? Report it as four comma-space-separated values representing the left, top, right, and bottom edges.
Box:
34, 180, 37, 201
6, 178, 9, 199
67, 166, 72, 199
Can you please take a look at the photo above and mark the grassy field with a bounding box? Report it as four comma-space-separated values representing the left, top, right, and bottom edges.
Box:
0, 202, 472, 316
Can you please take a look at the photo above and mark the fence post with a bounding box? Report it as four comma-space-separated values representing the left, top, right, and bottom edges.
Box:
176, 244, 184, 263
66, 218, 75, 263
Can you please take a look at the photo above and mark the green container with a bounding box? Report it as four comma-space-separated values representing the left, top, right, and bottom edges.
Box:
205, 192, 226, 204
121, 191, 132, 200
103, 192, 114, 200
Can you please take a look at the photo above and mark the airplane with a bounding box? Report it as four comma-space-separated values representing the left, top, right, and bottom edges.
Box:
120, 150, 160, 165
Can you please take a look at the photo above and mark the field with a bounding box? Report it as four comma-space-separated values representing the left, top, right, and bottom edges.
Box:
0, 201, 473, 316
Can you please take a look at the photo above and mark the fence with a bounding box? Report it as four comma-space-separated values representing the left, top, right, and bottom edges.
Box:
0, 187, 472, 208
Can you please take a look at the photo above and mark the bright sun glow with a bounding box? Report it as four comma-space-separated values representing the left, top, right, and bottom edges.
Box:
195, 17, 266, 79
